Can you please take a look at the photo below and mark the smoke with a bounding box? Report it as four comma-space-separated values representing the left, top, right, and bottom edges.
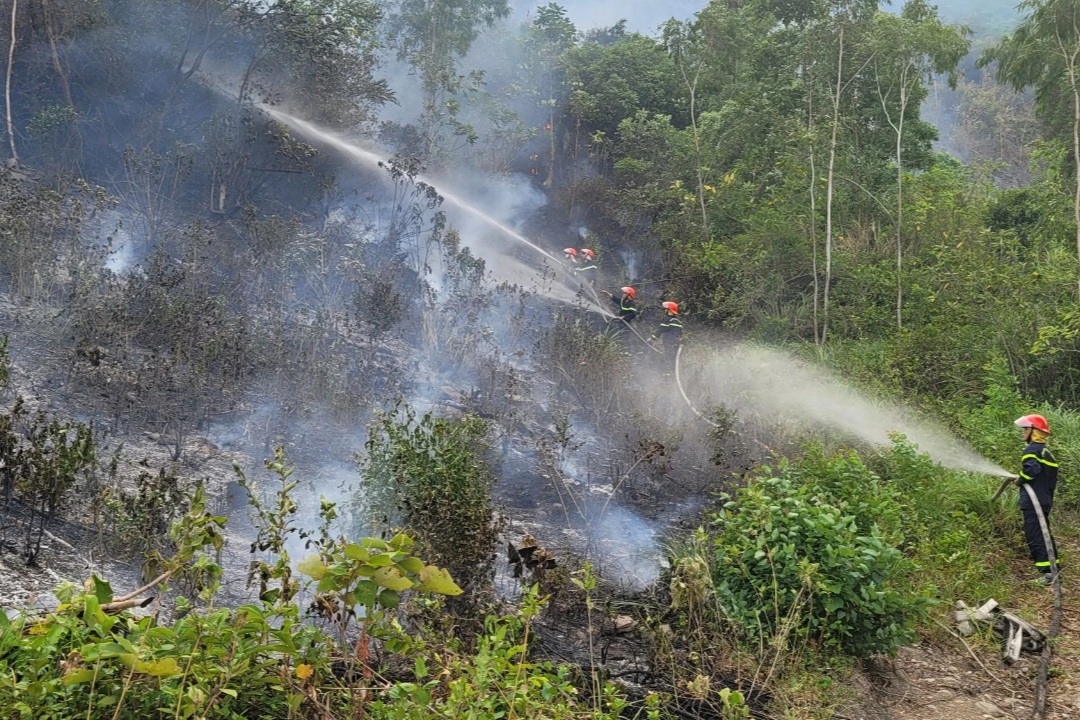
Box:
679, 342, 1012, 477
582, 501, 660, 588
104, 224, 136, 275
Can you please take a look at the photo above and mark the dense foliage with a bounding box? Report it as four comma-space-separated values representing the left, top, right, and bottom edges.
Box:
2, 0, 1078, 717
709, 449, 922, 657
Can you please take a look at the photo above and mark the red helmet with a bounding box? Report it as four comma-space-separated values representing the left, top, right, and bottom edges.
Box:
1014, 414, 1051, 434
563, 247, 578, 257
620, 286, 636, 300
662, 301, 679, 315
580, 248, 595, 260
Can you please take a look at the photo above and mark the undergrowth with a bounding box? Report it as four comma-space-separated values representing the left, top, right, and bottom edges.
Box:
662, 438, 1040, 717
0, 448, 667, 720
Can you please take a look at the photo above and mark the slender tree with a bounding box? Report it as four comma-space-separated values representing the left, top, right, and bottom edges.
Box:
872, 0, 968, 329
799, 0, 879, 344
523, 3, 574, 188
664, 20, 710, 244
823, 21, 843, 345
387, 0, 511, 164
5, 0, 17, 165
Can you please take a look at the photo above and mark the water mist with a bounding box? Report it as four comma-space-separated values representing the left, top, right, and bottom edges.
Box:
679, 342, 1013, 477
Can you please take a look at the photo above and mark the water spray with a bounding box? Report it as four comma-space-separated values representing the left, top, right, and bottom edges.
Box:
259, 106, 623, 320
259, 106, 556, 261
246, 101, 1015, 481
674, 342, 1013, 478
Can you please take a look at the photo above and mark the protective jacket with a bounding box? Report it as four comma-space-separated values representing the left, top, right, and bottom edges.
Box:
574, 263, 598, 283
1018, 441, 1059, 572
611, 294, 638, 321
657, 315, 683, 349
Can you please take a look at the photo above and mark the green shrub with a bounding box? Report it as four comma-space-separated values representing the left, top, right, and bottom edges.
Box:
871, 440, 1017, 603
0, 480, 466, 720
357, 402, 501, 606
709, 449, 925, 657
372, 587, 653, 720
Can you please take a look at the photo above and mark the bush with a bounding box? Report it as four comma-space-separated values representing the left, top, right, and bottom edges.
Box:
871, 439, 1017, 604
709, 449, 925, 657
357, 402, 502, 607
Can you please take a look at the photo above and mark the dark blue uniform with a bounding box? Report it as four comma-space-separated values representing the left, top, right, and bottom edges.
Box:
1018, 442, 1059, 573
657, 315, 683, 350
574, 263, 598, 284
611, 294, 638, 321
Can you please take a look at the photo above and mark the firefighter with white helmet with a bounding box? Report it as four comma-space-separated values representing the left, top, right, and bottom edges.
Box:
574, 248, 599, 287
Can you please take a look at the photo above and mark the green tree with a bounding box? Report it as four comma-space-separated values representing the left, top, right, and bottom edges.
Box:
386, 0, 511, 164
981, 0, 1080, 298
663, 19, 711, 244
522, 3, 575, 188
563, 32, 686, 149
871, 0, 969, 329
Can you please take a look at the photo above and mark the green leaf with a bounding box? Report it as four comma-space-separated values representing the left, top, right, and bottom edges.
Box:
297, 555, 328, 580
398, 556, 424, 574
373, 566, 413, 591
82, 642, 130, 660
287, 692, 304, 712
343, 544, 370, 562
377, 589, 400, 608
220, 687, 238, 698
62, 669, 96, 686
416, 566, 463, 596
365, 553, 394, 568
91, 575, 114, 604
131, 656, 182, 677
388, 533, 414, 551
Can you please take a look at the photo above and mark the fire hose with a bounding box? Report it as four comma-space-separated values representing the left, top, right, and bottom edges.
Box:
674, 345, 721, 428
1020, 481, 1061, 720
988, 478, 1062, 719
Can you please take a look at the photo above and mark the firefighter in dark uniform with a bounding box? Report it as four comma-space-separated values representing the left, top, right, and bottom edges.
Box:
574, 248, 599, 288
1014, 414, 1060, 583
603, 286, 639, 321
651, 301, 683, 352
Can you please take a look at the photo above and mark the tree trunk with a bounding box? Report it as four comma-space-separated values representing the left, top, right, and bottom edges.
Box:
1071, 64, 1080, 302
1054, 19, 1080, 300
544, 92, 555, 189
684, 64, 709, 244
896, 82, 905, 330
40, 0, 73, 110
808, 61, 820, 346
5, 0, 17, 165
824, 26, 844, 345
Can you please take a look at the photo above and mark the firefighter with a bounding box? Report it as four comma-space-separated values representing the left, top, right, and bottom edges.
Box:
563, 247, 578, 265
1014, 414, 1061, 583
574, 248, 599, 288
651, 301, 683, 351
603, 286, 639, 321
